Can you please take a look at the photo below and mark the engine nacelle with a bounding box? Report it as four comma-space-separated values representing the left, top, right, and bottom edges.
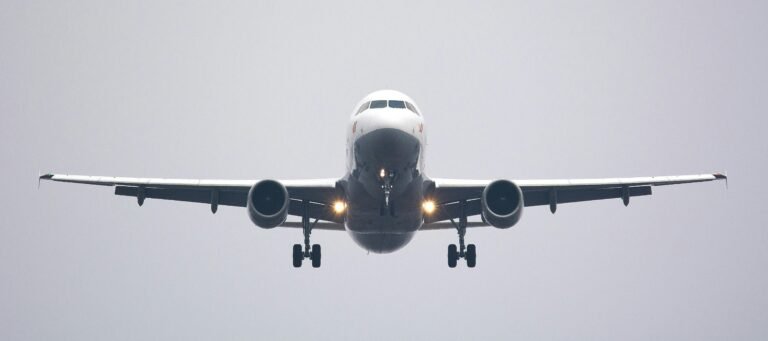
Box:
247, 180, 289, 229
481, 179, 524, 229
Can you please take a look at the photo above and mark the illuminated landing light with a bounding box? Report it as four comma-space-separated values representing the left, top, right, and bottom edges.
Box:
333, 201, 347, 214
422, 200, 436, 214
379, 168, 386, 178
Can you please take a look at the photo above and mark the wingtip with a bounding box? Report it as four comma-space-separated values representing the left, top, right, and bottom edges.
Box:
713, 171, 728, 190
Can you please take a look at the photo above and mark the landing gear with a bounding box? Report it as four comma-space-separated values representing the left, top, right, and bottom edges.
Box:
311, 244, 321, 268
292, 200, 322, 268
380, 169, 395, 212
292, 244, 303, 267
377, 169, 398, 217
466, 244, 476, 268
448, 244, 458, 268
447, 240, 477, 268
447, 200, 477, 268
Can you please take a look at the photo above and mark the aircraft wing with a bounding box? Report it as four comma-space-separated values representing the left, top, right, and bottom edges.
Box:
424, 173, 727, 225
39, 173, 345, 226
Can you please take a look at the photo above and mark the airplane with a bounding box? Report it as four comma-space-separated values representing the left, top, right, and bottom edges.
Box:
39, 89, 727, 268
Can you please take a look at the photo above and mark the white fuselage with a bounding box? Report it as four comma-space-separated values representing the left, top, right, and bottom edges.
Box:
342, 90, 428, 253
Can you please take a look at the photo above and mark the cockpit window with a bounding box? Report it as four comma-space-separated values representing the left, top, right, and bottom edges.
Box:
364, 99, 419, 115
405, 102, 419, 114
370, 100, 387, 109
356, 101, 370, 115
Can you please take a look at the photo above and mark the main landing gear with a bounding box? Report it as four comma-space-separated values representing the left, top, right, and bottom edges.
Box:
293, 200, 321, 268
447, 200, 476, 268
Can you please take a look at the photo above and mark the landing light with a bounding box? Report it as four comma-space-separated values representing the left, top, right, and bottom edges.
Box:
379, 168, 386, 178
422, 200, 436, 214
333, 201, 347, 214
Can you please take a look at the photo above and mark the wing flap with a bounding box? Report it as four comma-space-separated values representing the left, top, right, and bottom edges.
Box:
420, 221, 489, 230
288, 199, 344, 224
523, 186, 652, 207
115, 186, 247, 207
424, 199, 482, 224
279, 221, 346, 231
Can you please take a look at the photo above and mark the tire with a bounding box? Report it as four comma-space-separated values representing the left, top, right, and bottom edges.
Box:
311, 244, 322, 268
292, 244, 303, 268
448, 244, 458, 268
466, 244, 477, 268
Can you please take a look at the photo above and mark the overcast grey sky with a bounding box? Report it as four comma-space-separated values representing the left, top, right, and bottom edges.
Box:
2, 0, 767, 340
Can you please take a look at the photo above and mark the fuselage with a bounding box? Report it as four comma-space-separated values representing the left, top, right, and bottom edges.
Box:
343, 90, 427, 253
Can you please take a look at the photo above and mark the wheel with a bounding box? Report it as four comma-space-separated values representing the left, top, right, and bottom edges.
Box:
448, 244, 458, 268
311, 244, 322, 268
466, 244, 477, 268
292, 244, 303, 268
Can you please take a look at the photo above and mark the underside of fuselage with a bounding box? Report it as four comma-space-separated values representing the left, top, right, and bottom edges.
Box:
345, 128, 425, 253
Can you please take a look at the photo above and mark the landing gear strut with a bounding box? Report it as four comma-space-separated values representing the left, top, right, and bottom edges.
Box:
293, 200, 321, 268
379, 169, 396, 216
447, 200, 476, 268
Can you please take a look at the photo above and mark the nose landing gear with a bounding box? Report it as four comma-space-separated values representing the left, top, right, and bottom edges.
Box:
292, 200, 322, 268
380, 169, 395, 207
447, 200, 476, 268
379, 169, 397, 216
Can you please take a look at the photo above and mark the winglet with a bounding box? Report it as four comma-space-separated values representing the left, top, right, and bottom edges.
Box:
38, 172, 54, 189
713, 172, 728, 190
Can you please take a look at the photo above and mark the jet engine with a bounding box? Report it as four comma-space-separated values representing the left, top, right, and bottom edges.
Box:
481, 180, 524, 229
247, 180, 290, 228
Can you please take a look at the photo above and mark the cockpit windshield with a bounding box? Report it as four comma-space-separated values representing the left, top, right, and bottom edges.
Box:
356, 99, 420, 115
405, 102, 418, 114
370, 100, 387, 109
356, 101, 370, 114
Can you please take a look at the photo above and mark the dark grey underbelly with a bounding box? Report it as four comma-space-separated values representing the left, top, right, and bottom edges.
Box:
347, 230, 416, 254
345, 128, 425, 253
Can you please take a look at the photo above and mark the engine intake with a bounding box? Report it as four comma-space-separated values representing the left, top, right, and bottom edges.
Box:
247, 180, 289, 228
481, 180, 524, 229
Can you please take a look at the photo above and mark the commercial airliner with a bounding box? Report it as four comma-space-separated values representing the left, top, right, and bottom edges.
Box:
40, 90, 727, 268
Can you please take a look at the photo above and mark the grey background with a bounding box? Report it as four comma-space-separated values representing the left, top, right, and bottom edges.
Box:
2, 0, 766, 339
